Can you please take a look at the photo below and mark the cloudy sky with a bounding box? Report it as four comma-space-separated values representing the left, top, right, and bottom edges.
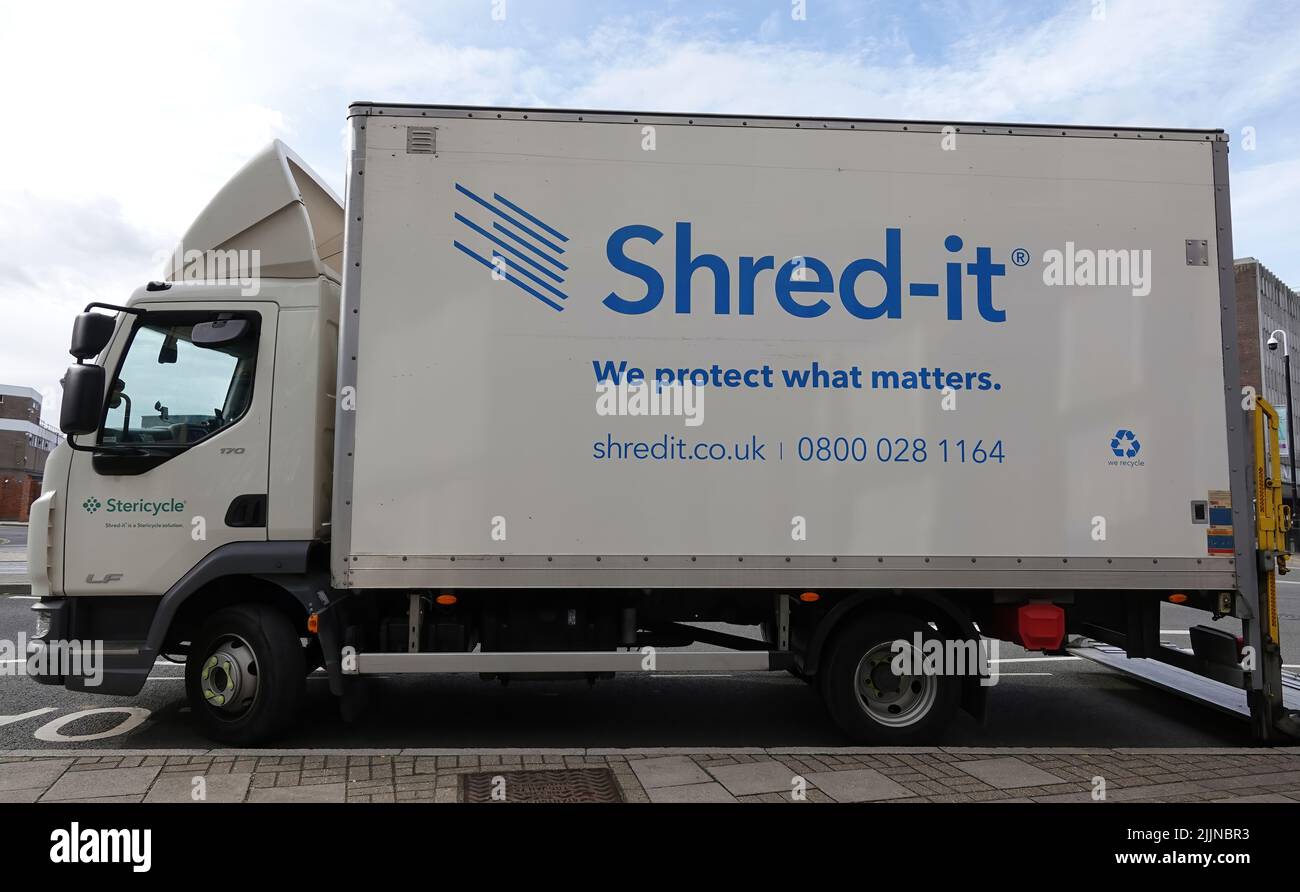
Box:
2, 0, 1298, 421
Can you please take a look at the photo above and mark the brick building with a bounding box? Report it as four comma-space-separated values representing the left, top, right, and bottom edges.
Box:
0, 384, 60, 522
1236, 258, 1300, 503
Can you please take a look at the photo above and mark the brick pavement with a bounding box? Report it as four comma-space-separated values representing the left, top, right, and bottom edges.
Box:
0, 747, 1297, 803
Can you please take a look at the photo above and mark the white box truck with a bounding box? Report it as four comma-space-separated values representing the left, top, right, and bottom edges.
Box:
29, 104, 1297, 744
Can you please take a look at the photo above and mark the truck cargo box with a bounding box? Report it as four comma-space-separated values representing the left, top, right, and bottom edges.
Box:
332, 104, 1245, 592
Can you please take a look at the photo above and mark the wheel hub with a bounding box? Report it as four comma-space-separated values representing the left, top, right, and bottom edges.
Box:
854, 641, 939, 728
199, 635, 258, 714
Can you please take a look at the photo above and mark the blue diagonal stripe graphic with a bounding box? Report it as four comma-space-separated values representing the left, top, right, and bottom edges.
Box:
492, 221, 568, 272
493, 192, 570, 243
491, 251, 568, 301
455, 184, 565, 254
453, 241, 565, 312
454, 212, 564, 283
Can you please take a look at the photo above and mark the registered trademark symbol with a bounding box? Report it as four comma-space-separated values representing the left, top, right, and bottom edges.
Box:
1011, 248, 1030, 267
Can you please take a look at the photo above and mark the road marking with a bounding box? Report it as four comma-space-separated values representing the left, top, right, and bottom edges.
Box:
996, 672, 1053, 676
33, 707, 151, 742
3, 595, 37, 600
0, 657, 184, 667
991, 656, 1079, 663
0, 707, 56, 728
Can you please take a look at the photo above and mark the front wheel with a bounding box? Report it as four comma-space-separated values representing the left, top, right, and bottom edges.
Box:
820, 612, 960, 745
185, 604, 305, 745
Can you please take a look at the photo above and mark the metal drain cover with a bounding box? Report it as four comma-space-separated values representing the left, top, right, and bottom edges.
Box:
461, 768, 624, 803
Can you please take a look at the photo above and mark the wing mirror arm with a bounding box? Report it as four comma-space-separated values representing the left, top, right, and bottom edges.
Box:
61, 302, 147, 451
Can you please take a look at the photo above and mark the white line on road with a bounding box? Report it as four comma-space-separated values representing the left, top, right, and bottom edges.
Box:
991, 656, 1079, 663
0, 707, 55, 728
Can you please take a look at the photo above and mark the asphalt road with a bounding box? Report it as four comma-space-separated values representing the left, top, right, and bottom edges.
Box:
0, 525, 29, 550
3, 580, 1297, 750
0, 525, 28, 587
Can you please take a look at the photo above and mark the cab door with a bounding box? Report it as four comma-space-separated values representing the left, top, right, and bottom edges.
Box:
63, 301, 277, 597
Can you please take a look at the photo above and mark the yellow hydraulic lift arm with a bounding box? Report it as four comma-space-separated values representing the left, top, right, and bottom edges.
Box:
1253, 399, 1288, 641
1251, 399, 1295, 739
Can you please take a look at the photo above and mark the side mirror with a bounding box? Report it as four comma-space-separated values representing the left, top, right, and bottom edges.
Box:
69, 312, 118, 361
59, 364, 107, 436
192, 318, 250, 346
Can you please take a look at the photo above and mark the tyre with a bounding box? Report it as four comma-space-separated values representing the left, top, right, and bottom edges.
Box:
185, 604, 306, 745
820, 612, 960, 745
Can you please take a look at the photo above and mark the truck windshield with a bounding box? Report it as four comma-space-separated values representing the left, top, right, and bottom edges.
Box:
100, 314, 258, 447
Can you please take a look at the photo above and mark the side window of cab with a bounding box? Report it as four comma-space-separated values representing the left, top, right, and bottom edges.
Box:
100, 313, 260, 447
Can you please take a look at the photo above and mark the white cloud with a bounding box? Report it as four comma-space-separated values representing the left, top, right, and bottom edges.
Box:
0, 192, 161, 411
1232, 156, 1300, 265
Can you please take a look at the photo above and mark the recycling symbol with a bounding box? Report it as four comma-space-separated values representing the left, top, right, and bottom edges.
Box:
1110, 429, 1140, 458
82, 497, 102, 514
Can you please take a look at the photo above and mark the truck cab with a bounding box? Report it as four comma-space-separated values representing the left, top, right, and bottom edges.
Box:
29, 142, 341, 723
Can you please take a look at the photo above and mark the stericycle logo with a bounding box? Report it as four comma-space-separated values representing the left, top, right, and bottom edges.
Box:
83, 496, 185, 515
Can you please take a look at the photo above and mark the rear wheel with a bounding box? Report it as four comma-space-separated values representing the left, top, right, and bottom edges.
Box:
185, 604, 305, 745
820, 612, 960, 745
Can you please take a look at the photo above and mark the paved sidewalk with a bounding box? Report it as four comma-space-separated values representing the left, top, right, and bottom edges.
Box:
0, 546, 28, 595
1, 746, 1298, 803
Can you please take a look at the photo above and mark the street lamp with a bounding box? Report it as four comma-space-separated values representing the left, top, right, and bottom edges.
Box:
1267, 329, 1298, 550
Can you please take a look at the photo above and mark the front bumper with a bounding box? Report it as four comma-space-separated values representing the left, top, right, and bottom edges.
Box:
26, 598, 156, 695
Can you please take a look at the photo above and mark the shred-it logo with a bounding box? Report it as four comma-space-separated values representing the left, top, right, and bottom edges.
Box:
451, 183, 570, 311
1107, 428, 1145, 468
450, 182, 1012, 322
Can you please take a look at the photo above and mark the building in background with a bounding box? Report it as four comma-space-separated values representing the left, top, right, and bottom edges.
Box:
1236, 257, 1300, 496
0, 384, 60, 522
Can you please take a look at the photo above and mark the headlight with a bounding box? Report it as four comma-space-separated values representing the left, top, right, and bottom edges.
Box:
31, 603, 53, 639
